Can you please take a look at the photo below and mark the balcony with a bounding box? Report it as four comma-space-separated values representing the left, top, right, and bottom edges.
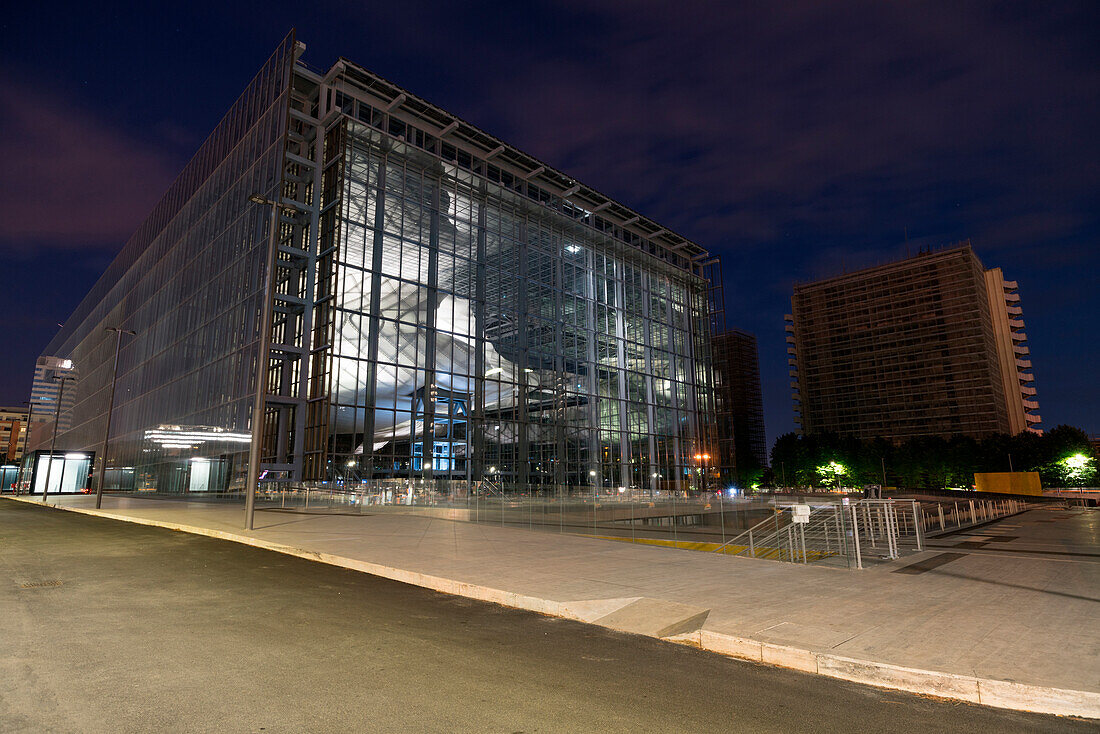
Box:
1007, 305, 1023, 315
1003, 280, 1019, 289
1021, 385, 1037, 396
1018, 372, 1035, 383
1008, 318, 1025, 328
1023, 399, 1040, 410
1016, 359, 1031, 369
1025, 413, 1041, 424
787, 347, 796, 355
1004, 292, 1020, 303
1011, 330, 1027, 342
785, 323, 794, 332
1014, 344, 1030, 355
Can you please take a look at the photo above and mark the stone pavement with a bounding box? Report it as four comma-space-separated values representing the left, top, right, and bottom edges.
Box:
7, 494, 1099, 718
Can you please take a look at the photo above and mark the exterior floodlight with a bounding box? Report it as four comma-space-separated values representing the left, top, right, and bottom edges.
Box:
1060, 453, 1094, 483
816, 460, 848, 489
1065, 453, 1088, 470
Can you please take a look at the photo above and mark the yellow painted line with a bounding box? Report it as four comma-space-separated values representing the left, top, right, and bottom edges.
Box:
590, 534, 836, 560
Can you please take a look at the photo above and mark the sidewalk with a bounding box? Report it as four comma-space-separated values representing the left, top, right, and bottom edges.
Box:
8, 494, 1099, 718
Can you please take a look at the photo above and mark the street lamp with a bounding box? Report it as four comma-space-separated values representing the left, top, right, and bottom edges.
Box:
244, 193, 300, 530
694, 452, 710, 493
41, 374, 74, 502
19, 400, 44, 493
95, 327, 135, 509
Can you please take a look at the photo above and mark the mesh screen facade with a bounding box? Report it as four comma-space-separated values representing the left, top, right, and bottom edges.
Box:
27, 36, 716, 496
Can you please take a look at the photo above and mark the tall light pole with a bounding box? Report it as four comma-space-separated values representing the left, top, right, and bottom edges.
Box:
95, 327, 135, 509
41, 375, 73, 502
19, 400, 42, 493
244, 194, 295, 530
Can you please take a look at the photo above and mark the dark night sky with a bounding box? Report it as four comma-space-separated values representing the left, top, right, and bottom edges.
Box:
1, 2, 1097, 445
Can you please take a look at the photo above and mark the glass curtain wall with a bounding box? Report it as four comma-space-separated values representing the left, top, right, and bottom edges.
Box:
27, 33, 299, 494
321, 120, 712, 496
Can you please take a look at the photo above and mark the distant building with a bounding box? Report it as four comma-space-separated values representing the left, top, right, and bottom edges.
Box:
787, 242, 1040, 441
712, 329, 767, 484
984, 268, 1042, 434
27, 356, 77, 449
0, 406, 29, 463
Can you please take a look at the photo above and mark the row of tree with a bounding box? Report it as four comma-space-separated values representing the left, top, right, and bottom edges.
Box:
766, 425, 1097, 490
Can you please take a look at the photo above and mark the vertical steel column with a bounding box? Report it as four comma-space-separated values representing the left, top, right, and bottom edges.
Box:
245, 197, 281, 530
472, 199, 487, 495
361, 150, 388, 486
516, 220, 530, 494
418, 172, 442, 487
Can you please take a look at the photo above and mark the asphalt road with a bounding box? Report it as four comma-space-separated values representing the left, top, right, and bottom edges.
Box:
0, 500, 1091, 733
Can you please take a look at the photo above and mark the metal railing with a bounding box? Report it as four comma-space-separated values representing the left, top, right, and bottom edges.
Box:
713, 497, 1026, 569
249, 482, 1028, 570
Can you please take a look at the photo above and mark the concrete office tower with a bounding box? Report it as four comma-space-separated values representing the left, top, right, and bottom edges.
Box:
28, 356, 76, 438
712, 329, 767, 484
29, 32, 716, 495
786, 242, 1040, 440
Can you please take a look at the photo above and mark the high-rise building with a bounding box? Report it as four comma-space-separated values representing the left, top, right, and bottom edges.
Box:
712, 329, 767, 484
984, 268, 1042, 434
786, 242, 1040, 440
0, 406, 29, 462
27, 32, 716, 496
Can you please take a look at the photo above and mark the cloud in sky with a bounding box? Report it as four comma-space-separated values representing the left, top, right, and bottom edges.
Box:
0, 77, 180, 249
469, 1, 1098, 258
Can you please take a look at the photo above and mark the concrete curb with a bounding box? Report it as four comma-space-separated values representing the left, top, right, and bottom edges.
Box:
10, 496, 1098, 720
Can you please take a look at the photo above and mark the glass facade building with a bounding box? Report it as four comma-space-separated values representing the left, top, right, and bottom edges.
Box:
27, 33, 716, 497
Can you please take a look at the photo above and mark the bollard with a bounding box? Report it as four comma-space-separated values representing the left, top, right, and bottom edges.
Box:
850, 506, 863, 569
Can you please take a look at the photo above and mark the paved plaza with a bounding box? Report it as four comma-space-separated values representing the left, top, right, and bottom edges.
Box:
6, 494, 1099, 718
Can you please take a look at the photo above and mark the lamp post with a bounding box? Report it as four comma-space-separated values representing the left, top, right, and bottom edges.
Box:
244, 193, 296, 530
41, 375, 74, 502
19, 400, 43, 493
95, 327, 135, 509
694, 452, 710, 494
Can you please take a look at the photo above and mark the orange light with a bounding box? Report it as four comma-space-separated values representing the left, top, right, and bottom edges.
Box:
693, 454, 703, 460
702, 454, 710, 460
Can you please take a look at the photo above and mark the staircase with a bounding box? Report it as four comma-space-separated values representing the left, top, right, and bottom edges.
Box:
714, 499, 927, 569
